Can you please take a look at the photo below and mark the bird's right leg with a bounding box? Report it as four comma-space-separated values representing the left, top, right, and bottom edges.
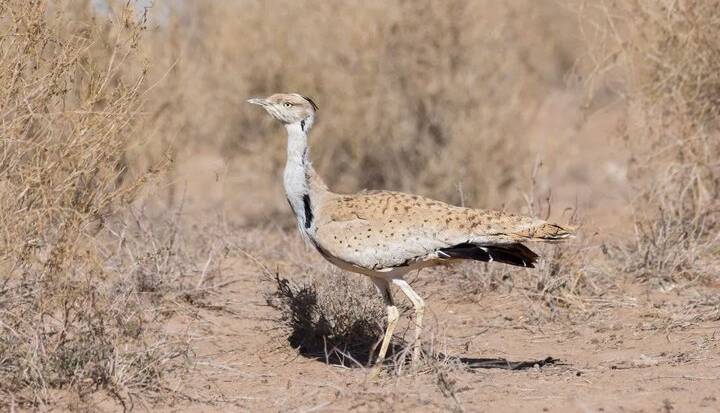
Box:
369, 277, 399, 378
392, 278, 425, 364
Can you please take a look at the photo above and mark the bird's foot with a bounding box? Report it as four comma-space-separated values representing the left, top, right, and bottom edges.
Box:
412, 348, 421, 366
410, 343, 425, 368
367, 365, 386, 381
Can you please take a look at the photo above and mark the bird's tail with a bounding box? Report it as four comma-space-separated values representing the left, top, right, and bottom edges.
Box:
438, 243, 539, 268
515, 222, 575, 243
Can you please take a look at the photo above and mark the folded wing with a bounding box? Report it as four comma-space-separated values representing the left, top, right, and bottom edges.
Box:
313, 190, 573, 271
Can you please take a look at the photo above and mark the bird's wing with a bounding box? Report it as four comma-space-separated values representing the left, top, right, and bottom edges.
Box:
313, 190, 573, 271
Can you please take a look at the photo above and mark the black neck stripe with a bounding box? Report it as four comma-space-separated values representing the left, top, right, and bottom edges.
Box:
302, 194, 313, 228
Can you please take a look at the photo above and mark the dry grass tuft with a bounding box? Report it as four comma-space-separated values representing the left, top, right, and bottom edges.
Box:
451, 230, 610, 323
591, 0, 720, 285
266, 268, 512, 380
429, 165, 613, 321
266, 270, 390, 367
516, 167, 606, 319
0, 2, 195, 408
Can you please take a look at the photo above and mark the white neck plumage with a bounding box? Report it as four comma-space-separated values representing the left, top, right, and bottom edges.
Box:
283, 116, 324, 240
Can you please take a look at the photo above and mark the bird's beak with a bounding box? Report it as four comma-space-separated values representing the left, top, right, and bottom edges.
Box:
247, 97, 268, 106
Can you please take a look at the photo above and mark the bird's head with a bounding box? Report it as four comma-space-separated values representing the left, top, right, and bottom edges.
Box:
247, 93, 318, 130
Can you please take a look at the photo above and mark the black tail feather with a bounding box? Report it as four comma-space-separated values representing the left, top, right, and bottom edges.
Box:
438, 242, 539, 268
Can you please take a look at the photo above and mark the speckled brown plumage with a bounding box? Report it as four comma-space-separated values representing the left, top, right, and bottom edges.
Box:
313, 190, 573, 271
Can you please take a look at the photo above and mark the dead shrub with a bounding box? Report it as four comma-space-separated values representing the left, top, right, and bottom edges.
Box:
0, 2, 192, 408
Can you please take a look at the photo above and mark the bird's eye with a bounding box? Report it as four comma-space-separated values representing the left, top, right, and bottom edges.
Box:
283, 102, 293, 108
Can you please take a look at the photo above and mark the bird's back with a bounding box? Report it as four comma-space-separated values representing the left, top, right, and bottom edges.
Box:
312, 190, 572, 271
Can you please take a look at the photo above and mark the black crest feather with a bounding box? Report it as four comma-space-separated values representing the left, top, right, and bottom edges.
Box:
301, 95, 319, 111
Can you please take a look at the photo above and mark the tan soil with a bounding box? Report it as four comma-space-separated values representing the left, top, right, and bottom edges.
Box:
141, 250, 719, 413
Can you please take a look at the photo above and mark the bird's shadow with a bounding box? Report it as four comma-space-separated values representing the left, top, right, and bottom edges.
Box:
292, 337, 562, 371
453, 355, 562, 370
271, 273, 563, 371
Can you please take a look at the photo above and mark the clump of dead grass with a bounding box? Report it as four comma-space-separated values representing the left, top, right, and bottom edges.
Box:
432, 163, 614, 322
266, 270, 390, 367
590, 0, 720, 285
0, 2, 195, 408
265, 267, 486, 381
515, 165, 606, 319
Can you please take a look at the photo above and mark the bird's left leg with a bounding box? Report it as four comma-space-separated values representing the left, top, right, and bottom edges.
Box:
392, 278, 425, 364
369, 277, 398, 378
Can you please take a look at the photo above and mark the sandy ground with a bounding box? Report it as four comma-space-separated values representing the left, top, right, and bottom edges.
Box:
134, 247, 719, 413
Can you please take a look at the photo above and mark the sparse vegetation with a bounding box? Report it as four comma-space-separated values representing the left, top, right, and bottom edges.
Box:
139, 0, 583, 213
0, 0, 718, 410
592, 0, 720, 285
266, 271, 390, 366
0, 1, 196, 408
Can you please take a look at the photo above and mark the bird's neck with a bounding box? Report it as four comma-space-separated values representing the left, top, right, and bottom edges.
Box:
283, 120, 328, 235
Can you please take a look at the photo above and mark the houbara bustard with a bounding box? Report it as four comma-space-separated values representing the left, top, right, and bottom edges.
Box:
248, 93, 573, 374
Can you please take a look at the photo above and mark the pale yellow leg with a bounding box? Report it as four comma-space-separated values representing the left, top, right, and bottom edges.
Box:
392, 278, 425, 364
369, 278, 398, 378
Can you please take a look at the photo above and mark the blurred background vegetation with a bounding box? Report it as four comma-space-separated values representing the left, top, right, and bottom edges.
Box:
1, 0, 718, 408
